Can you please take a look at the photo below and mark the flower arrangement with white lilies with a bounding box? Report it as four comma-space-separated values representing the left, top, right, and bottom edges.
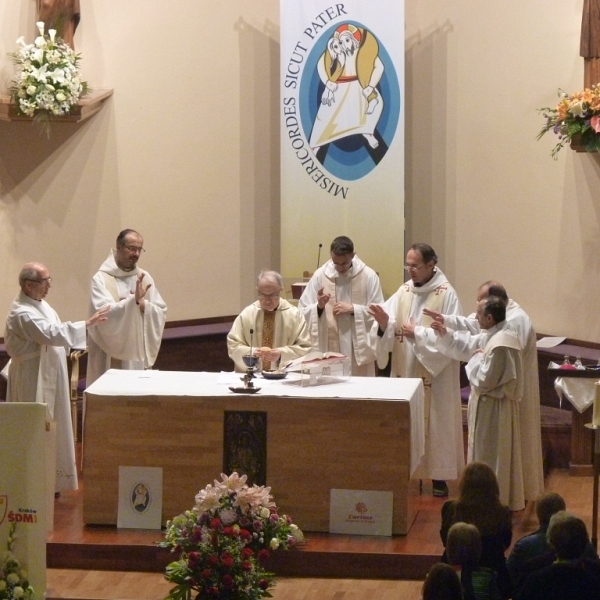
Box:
0, 523, 34, 600
159, 472, 304, 600
9, 21, 86, 118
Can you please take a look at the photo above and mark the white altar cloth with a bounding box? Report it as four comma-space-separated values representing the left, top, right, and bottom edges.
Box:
86, 369, 425, 476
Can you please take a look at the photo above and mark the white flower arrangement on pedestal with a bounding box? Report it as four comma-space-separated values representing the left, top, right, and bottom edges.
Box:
9, 21, 87, 118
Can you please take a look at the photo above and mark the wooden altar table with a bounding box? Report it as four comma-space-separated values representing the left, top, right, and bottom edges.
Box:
83, 370, 424, 534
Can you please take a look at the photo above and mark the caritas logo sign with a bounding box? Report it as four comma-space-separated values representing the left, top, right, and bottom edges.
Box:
347, 501, 374, 522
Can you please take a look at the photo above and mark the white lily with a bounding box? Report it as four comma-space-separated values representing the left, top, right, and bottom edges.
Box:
34, 36, 46, 49
31, 48, 44, 63
31, 63, 48, 82
49, 29, 57, 43
36, 21, 45, 36
569, 101, 586, 118
16, 36, 26, 47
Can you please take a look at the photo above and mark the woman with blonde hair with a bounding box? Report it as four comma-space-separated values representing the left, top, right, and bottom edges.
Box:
440, 462, 512, 599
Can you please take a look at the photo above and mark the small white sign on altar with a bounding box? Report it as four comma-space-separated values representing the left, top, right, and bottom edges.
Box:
117, 466, 163, 529
329, 489, 393, 536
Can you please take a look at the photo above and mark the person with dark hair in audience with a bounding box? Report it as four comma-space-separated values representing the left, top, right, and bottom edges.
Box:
440, 462, 512, 599
422, 562, 463, 600
432, 296, 525, 512
446, 522, 501, 599
515, 511, 600, 600
508, 492, 599, 595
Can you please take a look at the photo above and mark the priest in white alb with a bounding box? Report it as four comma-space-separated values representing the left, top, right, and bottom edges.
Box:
227, 270, 311, 372
432, 296, 525, 511
298, 236, 383, 376
368, 243, 464, 497
423, 281, 544, 509
4, 262, 107, 492
87, 229, 167, 385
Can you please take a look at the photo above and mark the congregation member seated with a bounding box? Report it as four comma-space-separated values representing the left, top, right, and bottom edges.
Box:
446, 522, 501, 600
515, 511, 600, 600
440, 462, 512, 599
507, 492, 599, 595
421, 562, 463, 600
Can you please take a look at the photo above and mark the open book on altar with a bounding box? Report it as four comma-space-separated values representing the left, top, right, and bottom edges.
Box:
283, 351, 347, 372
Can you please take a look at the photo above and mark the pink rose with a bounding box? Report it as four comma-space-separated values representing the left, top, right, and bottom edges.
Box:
591, 115, 600, 133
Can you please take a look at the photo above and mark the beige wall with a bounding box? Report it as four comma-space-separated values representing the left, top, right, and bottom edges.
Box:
0, 1, 598, 341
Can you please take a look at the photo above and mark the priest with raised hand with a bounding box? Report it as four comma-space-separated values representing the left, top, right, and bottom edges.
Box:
227, 270, 311, 372
87, 229, 167, 386
297, 236, 383, 376
432, 296, 525, 512
423, 281, 544, 512
5, 262, 108, 493
368, 243, 464, 498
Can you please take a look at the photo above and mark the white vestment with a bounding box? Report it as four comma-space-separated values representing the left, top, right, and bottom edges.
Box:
227, 298, 311, 372
87, 251, 167, 386
4, 291, 85, 491
298, 256, 383, 376
463, 324, 525, 511
444, 300, 544, 501
309, 50, 383, 148
374, 268, 465, 481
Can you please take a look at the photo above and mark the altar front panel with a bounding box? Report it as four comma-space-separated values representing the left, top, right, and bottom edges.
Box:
83, 371, 423, 534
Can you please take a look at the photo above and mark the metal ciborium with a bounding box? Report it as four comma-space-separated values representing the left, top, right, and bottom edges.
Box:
241, 354, 260, 388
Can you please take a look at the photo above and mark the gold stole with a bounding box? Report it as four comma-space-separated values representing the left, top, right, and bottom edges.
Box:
392, 282, 449, 434
261, 310, 276, 370
321, 270, 368, 353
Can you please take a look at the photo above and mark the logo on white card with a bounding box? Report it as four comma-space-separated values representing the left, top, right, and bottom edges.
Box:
131, 483, 150, 513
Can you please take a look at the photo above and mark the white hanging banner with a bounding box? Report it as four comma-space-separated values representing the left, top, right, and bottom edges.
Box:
280, 0, 404, 292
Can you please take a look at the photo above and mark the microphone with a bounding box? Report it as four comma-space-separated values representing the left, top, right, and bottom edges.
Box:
316, 243, 323, 271
249, 328, 254, 355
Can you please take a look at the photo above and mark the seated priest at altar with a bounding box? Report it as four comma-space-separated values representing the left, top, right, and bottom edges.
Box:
227, 270, 311, 372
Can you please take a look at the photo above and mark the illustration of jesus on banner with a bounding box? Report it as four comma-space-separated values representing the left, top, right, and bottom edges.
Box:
309, 23, 384, 153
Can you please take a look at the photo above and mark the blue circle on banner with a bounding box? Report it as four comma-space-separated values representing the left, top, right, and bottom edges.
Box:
299, 22, 400, 181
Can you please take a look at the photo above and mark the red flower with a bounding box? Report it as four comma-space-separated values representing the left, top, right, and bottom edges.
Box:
221, 574, 234, 588
241, 547, 254, 559
187, 551, 200, 568
259, 578, 270, 590
221, 555, 234, 568
210, 517, 221, 530
242, 560, 253, 571
257, 549, 270, 563
200, 569, 212, 579
208, 554, 219, 567
240, 529, 252, 540
222, 526, 234, 536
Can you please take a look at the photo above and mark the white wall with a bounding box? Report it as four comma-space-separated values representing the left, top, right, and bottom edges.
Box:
0, 1, 598, 341
405, 0, 599, 339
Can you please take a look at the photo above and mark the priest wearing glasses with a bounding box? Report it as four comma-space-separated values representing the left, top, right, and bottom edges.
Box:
87, 229, 167, 385
227, 270, 311, 373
